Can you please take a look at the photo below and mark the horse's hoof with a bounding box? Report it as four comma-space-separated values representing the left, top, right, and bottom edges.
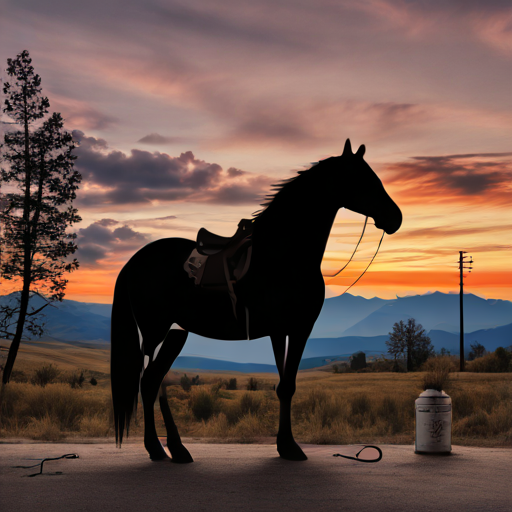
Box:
149, 453, 170, 461
170, 444, 194, 464
277, 441, 308, 461
147, 442, 170, 461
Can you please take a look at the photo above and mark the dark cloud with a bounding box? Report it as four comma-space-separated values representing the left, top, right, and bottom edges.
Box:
95, 218, 118, 227
73, 130, 108, 149
227, 167, 246, 178
386, 152, 512, 205
73, 134, 271, 207
77, 220, 150, 265
137, 133, 183, 145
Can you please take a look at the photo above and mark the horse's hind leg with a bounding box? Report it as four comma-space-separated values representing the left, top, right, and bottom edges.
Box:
159, 383, 193, 463
140, 328, 193, 463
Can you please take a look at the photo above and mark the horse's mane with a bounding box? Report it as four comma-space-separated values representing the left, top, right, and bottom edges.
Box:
252, 161, 322, 219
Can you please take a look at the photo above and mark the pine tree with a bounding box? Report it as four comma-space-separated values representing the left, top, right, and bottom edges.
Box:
386, 318, 433, 371
0, 50, 81, 384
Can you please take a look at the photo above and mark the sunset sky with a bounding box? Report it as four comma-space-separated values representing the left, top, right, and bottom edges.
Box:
1, 0, 511, 303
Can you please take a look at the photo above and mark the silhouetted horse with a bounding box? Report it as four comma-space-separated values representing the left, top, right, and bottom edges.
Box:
111, 139, 402, 462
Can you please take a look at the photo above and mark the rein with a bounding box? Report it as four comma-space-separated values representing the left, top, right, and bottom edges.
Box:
322, 216, 369, 278
333, 445, 383, 463
322, 216, 385, 295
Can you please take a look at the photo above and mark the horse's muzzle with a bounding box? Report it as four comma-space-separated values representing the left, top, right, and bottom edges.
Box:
375, 202, 402, 235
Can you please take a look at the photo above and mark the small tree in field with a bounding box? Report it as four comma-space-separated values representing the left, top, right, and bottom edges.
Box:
350, 351, 367, 371
468, 342, 486, 361
1, 50, 81, 384
386, 318, 434, 371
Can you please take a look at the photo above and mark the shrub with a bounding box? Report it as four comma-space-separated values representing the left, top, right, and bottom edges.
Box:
25, 414, 63, 441
180, 374, 192, 391
68, 370, 85, 389
495, 348, 512, 372
224, 392, 264, 425
333, 365, 339, 374
421, 356, 456, 391
226, 378, 237, 390
31, 364, 60, 387
247, 377, 259, 391
466, 348, 512, 373
90, 377, 98, 386
239, 392, 262, 416
189, 386, 219, 421
10, 369, 29, 383
79, 414, 110, 437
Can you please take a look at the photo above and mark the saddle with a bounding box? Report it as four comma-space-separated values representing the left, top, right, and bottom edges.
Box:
184, 219, 253, 318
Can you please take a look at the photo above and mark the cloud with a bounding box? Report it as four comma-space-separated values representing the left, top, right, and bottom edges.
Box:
72, 132, 272, 207
77, 220, 150, 265
51, 96, 118, 130
385, 152, 512, 205
223, 100, 430, 149
148, 3, 303, 50
392, 224, 509, 241
137, 133, 184, 145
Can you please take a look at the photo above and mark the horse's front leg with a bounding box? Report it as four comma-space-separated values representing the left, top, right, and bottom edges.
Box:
271, 331, 309, 461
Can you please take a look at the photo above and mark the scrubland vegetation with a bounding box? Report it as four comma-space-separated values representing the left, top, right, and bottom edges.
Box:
1, 355, 511, 447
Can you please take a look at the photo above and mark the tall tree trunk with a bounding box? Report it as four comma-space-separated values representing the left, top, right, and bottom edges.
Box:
2, 277, 31, 384
1, 87, 32, 385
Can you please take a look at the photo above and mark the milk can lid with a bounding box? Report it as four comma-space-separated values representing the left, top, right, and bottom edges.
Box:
419, 389, 450, 398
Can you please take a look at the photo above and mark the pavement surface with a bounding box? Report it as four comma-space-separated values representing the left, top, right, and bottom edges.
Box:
1, 441, 511, 512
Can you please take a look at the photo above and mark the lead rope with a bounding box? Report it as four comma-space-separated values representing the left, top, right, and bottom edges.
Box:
333, 445, 382, 463
13, 453, 79, 477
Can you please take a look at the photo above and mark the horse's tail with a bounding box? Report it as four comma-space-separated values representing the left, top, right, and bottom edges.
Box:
111, 268, 143, 447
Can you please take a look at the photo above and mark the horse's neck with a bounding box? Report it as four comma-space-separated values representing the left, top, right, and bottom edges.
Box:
254, 192, 338, 272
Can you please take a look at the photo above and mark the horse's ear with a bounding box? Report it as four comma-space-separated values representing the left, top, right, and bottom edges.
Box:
356, 144, 366, 158
343, 139, 352, 156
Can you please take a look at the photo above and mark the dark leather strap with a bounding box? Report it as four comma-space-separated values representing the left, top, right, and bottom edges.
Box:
333, 445, 382, 463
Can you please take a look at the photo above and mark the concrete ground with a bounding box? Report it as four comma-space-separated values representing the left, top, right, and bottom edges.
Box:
1, 441, 511, 512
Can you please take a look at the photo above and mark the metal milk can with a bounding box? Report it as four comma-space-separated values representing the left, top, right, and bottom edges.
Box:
415, 389, 452, 454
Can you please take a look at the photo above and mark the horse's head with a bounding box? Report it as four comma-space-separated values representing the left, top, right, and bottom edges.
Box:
329, 139, 402, 235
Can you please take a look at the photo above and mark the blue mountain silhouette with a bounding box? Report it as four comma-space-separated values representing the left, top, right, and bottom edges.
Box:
1, 291, 510, 366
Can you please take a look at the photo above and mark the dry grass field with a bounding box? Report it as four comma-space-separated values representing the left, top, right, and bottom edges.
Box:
1, 339, 511, 447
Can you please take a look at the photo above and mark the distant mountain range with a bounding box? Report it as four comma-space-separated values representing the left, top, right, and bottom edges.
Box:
311, 291, 512, 337
1, 291, 510, 368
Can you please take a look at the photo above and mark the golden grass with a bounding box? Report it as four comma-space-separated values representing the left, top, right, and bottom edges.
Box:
0, 382, 113, 439
1, 352, 511, 447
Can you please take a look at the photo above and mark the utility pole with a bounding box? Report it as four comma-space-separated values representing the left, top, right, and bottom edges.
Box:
458, 251, 473, 372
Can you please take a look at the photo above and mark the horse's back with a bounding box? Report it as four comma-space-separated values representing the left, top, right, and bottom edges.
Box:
120, 237, 195, 283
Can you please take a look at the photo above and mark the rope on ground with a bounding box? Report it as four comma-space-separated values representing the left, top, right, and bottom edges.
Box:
13, 453, 79, 477
333, 445, 382, 463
